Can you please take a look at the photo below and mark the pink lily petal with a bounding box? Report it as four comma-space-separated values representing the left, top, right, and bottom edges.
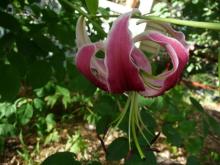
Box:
76, 16, 91, 48
106, 11, 145, 92
75, 43, 108, 91
134, 31, 189, 97
75, 11, 189, 97
137, 20, 193, 51
131, 48, 152, 73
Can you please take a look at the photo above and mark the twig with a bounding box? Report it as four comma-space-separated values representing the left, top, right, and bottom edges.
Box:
97, 133, 107, 155
182, 79, 219, 91
150, 132, 161, 145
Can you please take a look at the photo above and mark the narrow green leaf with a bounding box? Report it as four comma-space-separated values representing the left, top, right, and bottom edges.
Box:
85, 0, 99, 14
190, 97, 204, 113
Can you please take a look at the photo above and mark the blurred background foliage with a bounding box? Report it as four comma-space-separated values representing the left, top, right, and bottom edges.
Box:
0, 0, 220, 164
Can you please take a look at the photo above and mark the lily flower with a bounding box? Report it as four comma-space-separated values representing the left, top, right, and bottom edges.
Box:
75, 11, 190, 158
75, 11, 189, 97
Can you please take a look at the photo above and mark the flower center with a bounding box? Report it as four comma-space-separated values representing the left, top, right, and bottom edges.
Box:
111, 92, 154, 159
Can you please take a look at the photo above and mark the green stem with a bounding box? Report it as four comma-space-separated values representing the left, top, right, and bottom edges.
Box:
93, 14, 220, 31
60, 0, 220, 32
59, 0, 106, 36
135, 121, 150, 146
218, 49, 220, 92
134, 102, 150, 146
140, 15, 220, 31
110, 95, 131, 128
128, 93, 133, 150
137, 109, 153, 137
131, 92, 145, 159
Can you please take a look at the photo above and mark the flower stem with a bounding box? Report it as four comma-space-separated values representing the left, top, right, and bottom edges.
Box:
60, 0, 220, 31
114, 96, 131, 128
218, 49, 220, 91
130, 92, 145, 159
139, 15, 220, 31
128, 93, 133, 150
92, 14, 220, 31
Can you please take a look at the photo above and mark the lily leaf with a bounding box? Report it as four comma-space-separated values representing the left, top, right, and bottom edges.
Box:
85, 0, 98, 14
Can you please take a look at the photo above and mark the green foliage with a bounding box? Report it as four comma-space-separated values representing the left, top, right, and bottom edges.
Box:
65, 132, 87, 154
44, 130, 60, 145
84, 0, 99, 14
42, 152, 80, 165
27, 61, 52, 89
45, 85, 71, 109
0, 123, 15, 137
17, 102, 33, 125
106, 137, 129, 161
125, 151, 157, 165
0, 10, 21, 32
190, 97, 205, 113
187, 156, 200, 165
93, 95, 119, 135
67, 63, 96, 96
0, 64, 20, 101
162, 123, 182, 147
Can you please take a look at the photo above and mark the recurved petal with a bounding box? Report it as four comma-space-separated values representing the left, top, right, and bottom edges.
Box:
134, 31, 189, 97
105, 10, 145, 93
137, 20, 193, 51
76, 16, 91, 48
131, 48, 152, 73
153, 22, 193, 51
75, 43, 108, 91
